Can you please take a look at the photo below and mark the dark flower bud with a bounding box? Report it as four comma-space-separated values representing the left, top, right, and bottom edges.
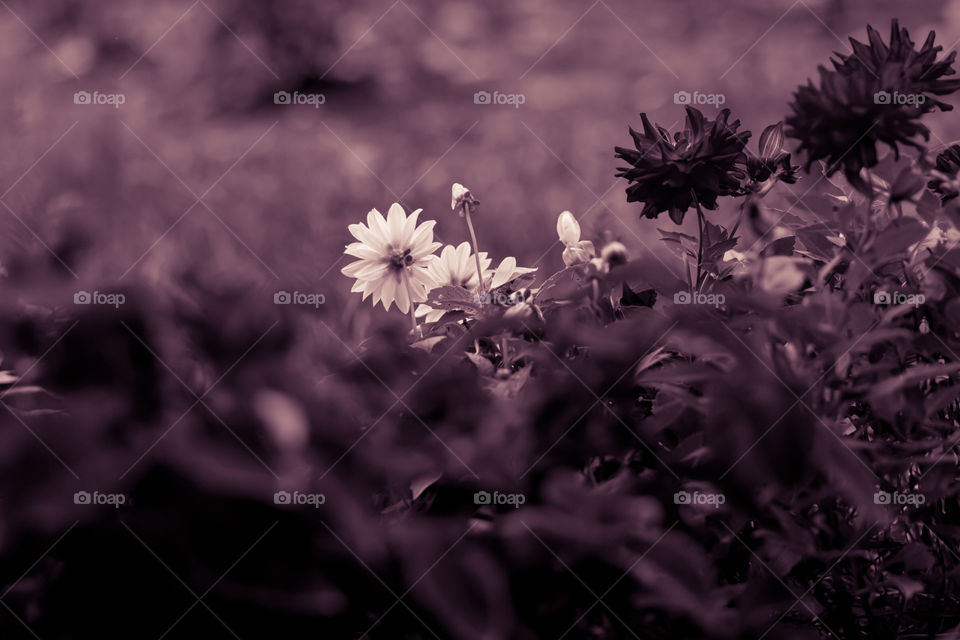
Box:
601, 242, 629, 269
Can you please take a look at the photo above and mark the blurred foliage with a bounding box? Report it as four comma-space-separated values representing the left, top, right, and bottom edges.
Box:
2, 2, 960, 639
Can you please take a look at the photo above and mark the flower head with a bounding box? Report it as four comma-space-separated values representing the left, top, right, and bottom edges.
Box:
414, 249, 536, 322
600, 241, 629, 269
744, 122, 799, 191
615, 106, 751, 224
415, 242, 493, 322
786, 21, 960, 186
426, 241, 492, 290
341, 203, 440, 314
833, 20, 960, 108
451, 182, 478, 217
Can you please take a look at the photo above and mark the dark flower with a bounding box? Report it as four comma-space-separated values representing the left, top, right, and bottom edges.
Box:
833, 20, 960, 111
786, 21, 960, 188
615, 106, 751, 224
929, 144, 960, 202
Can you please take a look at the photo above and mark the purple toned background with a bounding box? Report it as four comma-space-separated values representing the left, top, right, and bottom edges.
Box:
1, 0, 957, 335
0, 2, 959, 639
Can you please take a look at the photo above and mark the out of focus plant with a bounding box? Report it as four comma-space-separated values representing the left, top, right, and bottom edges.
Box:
5, 16, 960, 640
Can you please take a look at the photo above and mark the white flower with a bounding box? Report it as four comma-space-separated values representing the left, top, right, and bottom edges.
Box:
414, 250, 536, 323
341, 203, 440, 314
428, 241, 492, 290
415, 242, 493, 322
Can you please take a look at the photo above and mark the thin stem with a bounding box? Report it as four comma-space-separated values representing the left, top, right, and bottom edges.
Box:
463, 202, 486, 299
693, 194, 706, 293
404, 277, 419, 338
864, 167, 875, 237
730, 200, 746, 239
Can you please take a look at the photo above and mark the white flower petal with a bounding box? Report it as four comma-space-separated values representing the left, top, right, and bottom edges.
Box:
380, 276, 398, 311
344, 242, 382, 260
402, 208, 422, 247
409, 220, 437, 252
557, 211, 580, 246
489, 256, 537, 289
395, 277, 411, 313
367, 209, 389, 241
341, 259, 369, 277
387, 203, 406, 239
348, 223, 381, 249
355, 260, 393, 280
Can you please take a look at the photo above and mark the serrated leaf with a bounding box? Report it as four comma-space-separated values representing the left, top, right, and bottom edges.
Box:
425, 286, 481, 313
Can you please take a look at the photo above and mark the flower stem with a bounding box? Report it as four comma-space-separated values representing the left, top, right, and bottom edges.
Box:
404, 277, 420, 338
693, 194, 706, 293
463, 202, 486, 300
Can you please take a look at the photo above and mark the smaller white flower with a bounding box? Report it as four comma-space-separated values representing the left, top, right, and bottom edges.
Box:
415, 242, 492, 322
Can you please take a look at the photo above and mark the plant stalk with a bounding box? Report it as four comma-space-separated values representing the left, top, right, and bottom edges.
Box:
693, 194, 706, 293
405, 277, 420, 338
463, 202, 486, 300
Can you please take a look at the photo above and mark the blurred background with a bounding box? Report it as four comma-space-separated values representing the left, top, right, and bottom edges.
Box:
0, 0, 957, 335
1, 2, 959, 637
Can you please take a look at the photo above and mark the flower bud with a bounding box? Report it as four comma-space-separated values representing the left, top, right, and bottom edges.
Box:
556, 211, 581, 246
600, 241, 628, 269
562, 240, 595, 267
451, 183, 473, 211
504, 301, 533, 320
586, 256, 606, 276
